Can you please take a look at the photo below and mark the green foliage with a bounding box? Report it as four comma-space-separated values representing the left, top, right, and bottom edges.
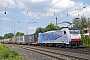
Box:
73, 16, 88, 31
35, 27, 45, 34
35, 23, 60, 34
2, 51, 9, 59
16, 32, 24, 36
45, 23, 56, 32
0, 36, 3, 40
2, 32, 24, 39
4, 33, 14, 39
87, 18, 90, 30
45, 23, 60, 32
81, 35, 90, 46
73, 16, 90, 46
3, 34, 8, 39
9, 50, 19, 58
0, 44, 27, 60
8, 33, 14, 38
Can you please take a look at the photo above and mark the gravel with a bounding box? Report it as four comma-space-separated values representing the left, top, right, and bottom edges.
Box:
9, 45, 90, 60
29, 46, 90, 60
9, 46, 58, 60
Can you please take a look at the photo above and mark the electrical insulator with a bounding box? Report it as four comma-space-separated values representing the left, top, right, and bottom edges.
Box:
4, 11, 6, 14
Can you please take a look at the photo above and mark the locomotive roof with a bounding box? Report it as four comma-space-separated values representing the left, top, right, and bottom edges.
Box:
68, 28, 79, 30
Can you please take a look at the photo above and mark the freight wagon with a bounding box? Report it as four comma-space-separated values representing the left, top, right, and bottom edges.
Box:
3, 38, 11, 44
38, 27, 82, 48
10, 37, 16, 44
16, 36, 27, 44
27, 34, 38, 45
16, 34, 38, 45
1, 39, 4, 43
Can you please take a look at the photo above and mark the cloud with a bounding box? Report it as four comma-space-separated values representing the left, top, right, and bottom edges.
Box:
21, 11, 40, 19
1, 0, 90, 21
51, 0, 74, 8
6, 0, 16, 8
16, 0, 50, 11
28, 26, 37, 30
15, 0, 51, 19
1, 17, 12, 21
69, 5, 90, 18
0, 11, 4, 14
49, 0, 75, 12
82, 6, 90, 17
41, 0, 90, 18
0, 0, 16, 8
30, 0, 47, 3
0, 0, 17, 15
16, 0, 74, 18
1, 27, 11, 30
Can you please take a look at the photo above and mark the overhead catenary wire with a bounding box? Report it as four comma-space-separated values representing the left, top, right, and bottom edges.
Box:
17, 0, 62, 31
54, 6, 87, 26
24, 0, 62, 23
0, 0, 88, 36
57, 6, 87, 26
4, 0, 41, 32
23, 0, 42, 26
0, 0, 6, 7
18, 0, 72, 26
4, 0, 15, 14
5, 0, 15, 9
16, 5, 87, 33
10, 0, 87, 34
26, 2, 38, 24
26, 0, 40, 15
26, 0, 62, 24
17, 0, 76, 31
18, 1, 41, 30
31, 0, 73, 22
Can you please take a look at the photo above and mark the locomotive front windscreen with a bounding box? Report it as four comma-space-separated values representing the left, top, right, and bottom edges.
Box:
69, 28, 80, 34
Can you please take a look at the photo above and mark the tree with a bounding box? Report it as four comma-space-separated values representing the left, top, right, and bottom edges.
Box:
4, 34, 9, 39
72, 16, 88, 31
87, 18, 90, 37
80, 16, 88, 29
35, 27, 45, 34
15, 32, 24, 36
35, 23, 60, 34
45, 23, 60, 32
8, 33, 14, 38
87, 18, 90, 27
3, 33, 14, 39
0, 36, 3, 40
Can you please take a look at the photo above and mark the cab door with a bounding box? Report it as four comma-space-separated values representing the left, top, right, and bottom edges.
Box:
62, 31, 68, 43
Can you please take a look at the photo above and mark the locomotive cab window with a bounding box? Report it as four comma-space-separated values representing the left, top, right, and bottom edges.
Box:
64, 31, 66, 34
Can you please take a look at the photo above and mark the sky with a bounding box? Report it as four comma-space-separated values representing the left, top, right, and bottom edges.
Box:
0, 0, 90, 36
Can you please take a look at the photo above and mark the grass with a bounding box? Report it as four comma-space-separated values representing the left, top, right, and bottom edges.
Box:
0, 44, 28, 60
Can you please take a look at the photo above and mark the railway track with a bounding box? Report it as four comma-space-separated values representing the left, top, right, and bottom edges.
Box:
37, 46, 90, 55
7, 44, 89, 60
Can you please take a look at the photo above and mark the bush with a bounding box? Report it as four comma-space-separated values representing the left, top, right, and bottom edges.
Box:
81, 35, 90, 46
0, 44, 27, 60
2, 52, 9, 59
